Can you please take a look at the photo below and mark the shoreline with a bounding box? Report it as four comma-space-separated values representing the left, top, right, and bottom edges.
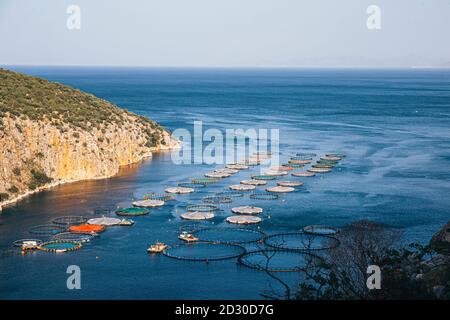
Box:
0, 144, 179, 212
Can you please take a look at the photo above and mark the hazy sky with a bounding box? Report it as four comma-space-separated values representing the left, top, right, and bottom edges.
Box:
1, 0, 449, 67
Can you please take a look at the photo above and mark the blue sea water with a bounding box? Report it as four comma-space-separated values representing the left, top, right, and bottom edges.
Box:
1, 67, 450, 299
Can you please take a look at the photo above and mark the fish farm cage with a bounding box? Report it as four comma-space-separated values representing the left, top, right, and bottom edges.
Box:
191, 178, 220, 185
115, 207, 149, 216
51, 216, 87, 226
263, 232, 340, 251
68, 224, 105, 234
145, 193, 176, 201
53, 232, 95, 243
162, 242, 246, 261
303, 225, 340, 236
29, 224, 66, 236
192, 227, 266, 244
13, 239, 43, 247
202, 196, 233, 204
185, 204, 219, 212
215, 191, 244, 198
249, 193, 279, 200
251, 175, 277, 181
295, 152, 317, 158
177, 182, 207, 189
37, 240, 82, 253
238, 249, 323, 272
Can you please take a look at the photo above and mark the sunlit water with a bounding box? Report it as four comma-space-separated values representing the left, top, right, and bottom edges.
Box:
1, 67, 449, 299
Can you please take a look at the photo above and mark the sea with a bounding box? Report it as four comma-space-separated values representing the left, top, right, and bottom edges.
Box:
1, 67, 449, 299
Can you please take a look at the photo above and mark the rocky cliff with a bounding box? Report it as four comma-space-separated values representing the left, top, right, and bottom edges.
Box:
0, 68, 178, 210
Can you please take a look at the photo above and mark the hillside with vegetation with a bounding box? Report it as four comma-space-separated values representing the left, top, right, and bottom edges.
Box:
0, 68, 178, 208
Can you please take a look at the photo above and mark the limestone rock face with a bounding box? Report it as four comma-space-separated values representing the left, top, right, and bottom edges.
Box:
0, 68, 179, 209
430, 221, 450, 254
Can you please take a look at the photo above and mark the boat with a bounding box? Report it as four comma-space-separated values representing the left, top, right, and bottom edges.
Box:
119, 219, 134, 226
178, 231, 198, 242
147, 242, 168, 253
21, 240, 38, 251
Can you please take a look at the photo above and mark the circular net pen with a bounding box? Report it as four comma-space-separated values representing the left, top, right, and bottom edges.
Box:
215, 168, 239, 175
231, 206, 263, 215
326, 153, 346, 158
205, 172, 230, 179
145, 193, 176, 201
277, 181, 304, 187
192, 228, 265, 244
266, 186, 295, 193
240, 179, 267, 186
87, 217, 123, 226
264, 232, 340, 251
251, 175, 277, 181
181, 211, 215, 220
13, 239, 43, 247
215, 190, 244, 198
38, 240, 82, 253
292, 172, 316, 177
51, 216, 87, 226
163, 242, 246, 261
226, 215, 261, 225
186, 204, 219, 212
133, 199, 165, 208
191, 178, 220, 185
250, 193, 279, 201
282, 163, 304, 168
303, 225, 340, 236
312, 164, 334, 169
229, 184, 256, 191
238, 249, 323, 272
317, 159, 339, 165
226, 164, 249, 170
116, 207, 149, 216
165, 187, 195, 194
291, 155, 314, 161
29, 224, 66, 236
53, 232, 95, 243
202, 195, 233, 204
178, 182, 207, 189
321, 156, 342, 161
288, 159, 311, 165
308, 167, 332, 173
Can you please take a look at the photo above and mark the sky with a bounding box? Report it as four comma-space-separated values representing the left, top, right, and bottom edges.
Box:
0, 0, 449, 68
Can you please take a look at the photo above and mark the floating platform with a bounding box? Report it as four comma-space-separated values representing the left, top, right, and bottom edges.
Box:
231, 206, 263, 215
115, 207, 150, 216
308, 167, 332, 173
205, 172, 230, 179
263, 170, 288, 176
226, 215, 261, 225
240, 179, 267, 186
133, 199, 165, 207
292, 171, 316, 177
266, 186, 295, 193
226, 164, 249, 170
69, 224, 105, 234
277, 181, 304, 187
229, 184, 256, 191
181, 211, 215, 220
165, 187, 195, 194
289, 159, 311, 165
87, 217, 123, 226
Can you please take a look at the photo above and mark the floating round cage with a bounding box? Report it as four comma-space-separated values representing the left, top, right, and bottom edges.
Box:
238, 249, 322, 272
145, 193, 176, 201
202, 196, 233, 204
215, 190, 244, 198
291, 156, 313, 161
266, 186, 295, 193
292, 171, 316, 177
251, 175, 277, 181
264, 232, 340, 251
215, 168, 239, 175
226, 215, 261, 225
93, 207, 113, 215
162, 242, 246, 261
226, 164, 249, 170
181, 211, 215, 220
38, 240, 82, 253
303, 225, 340, 236
229, 184, 256, 191
282, 163, 304, 168
317, 159, 339, 165
53, 232, 95, 243
165, 187, 195, 194
231, 206, 263, 215
277, 165, 295, 171
116, 207, 149, 216
312, 164, 334, 169
29, 224, 66, 236
193, 228, 265, 244
191, 178, 220, 185
51, 216, 87, 226
177, 182, 207, 189
321, 156, 342, 161
326, 153, 346, 158
87, 217, 123, 226
308, 167, 332, 173
277, 181, 304, 187
263, 170, 288, 177
288, 159, 311, 165
205, 172, 230, 179
186, 204, 219, 212
69, 224, 105, 234
240, 179, 267, 186
133, 199, 165, 207
249, 193, 279, 200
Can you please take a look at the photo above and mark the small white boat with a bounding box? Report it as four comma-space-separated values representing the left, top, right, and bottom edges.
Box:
178, 231, 198, 242
147, 242, 168, 253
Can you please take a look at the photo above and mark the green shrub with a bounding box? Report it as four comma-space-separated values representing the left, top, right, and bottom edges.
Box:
28, 169, 52, 190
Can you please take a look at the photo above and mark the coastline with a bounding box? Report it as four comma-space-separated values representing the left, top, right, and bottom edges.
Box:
0, 143, 179, 212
